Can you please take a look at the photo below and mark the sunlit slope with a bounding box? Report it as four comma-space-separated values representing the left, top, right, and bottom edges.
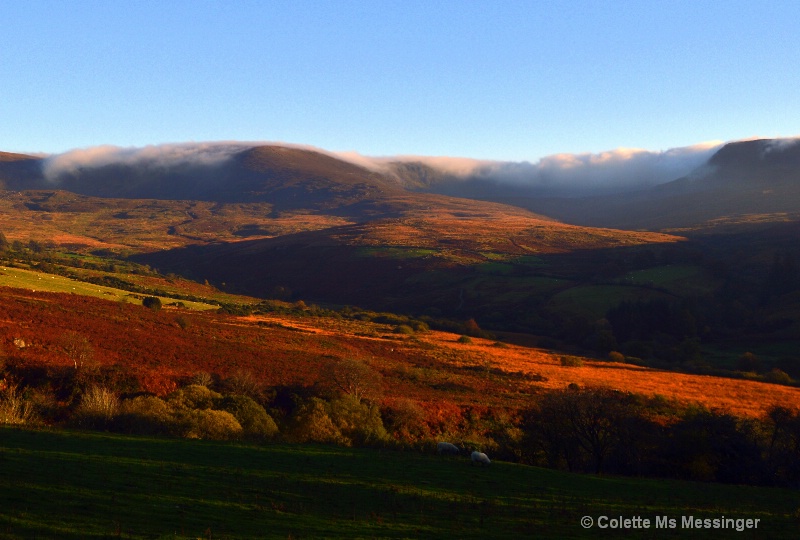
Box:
2, 286, 796, 418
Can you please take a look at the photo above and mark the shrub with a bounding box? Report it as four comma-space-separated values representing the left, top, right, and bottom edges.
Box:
0, 383, 36, 425
410, 320, 430, 333
608, 351, 625, 363
216, 394, 278, 439
765, 368, 793, 385
167, 384, 221, 410
737, 352, 761, 373
625, 356, 646, 366
560, 356, 584, 367
142, 296, 162, 311
74, 385, 119, 428
457, 335, 472, 344
382, 398, 429, 442
175, 315, 190, 330
190, 371, 214, 388
290, 398, 348, 445
223, 369, 262, 398
328, 396, 389, 446
179, 409, 243, 440
393, 325, 415, 335
115, 395, 174, 435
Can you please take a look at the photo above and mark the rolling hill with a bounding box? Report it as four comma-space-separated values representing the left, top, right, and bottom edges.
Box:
0, 143, 685, 316
1, 138, 799, 366
446, 139, 800, 231
4, 138, 800, 235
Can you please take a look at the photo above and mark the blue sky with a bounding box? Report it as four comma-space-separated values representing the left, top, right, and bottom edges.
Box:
2, 0, 799, 162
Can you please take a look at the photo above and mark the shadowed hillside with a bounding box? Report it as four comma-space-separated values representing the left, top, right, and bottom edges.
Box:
0, 151, 43, 189
18, 145, 402, 213
484, 139, 800, 230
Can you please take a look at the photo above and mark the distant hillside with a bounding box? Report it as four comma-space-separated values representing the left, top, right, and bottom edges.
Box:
477, 139, 800, 230
4, 139, 800, 231
3, 139, 799, 382
0, 151, 43, 190
134, 212, 681, 314
10, 145, 401, 212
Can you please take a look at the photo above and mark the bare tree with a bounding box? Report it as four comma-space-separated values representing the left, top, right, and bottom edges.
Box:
60, 331, 94, 371
322, 358, 382, 403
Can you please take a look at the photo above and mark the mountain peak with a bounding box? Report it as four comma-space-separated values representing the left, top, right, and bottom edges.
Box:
0, 151, 40, 163
709, 138, 800, 169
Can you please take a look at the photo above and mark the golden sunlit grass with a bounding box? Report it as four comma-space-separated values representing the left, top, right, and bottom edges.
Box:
0, 188, 683, 260
243, 313, 800, 418
0, 191, 353, 252
0, 266, 216, 310
1, 275, 796, 420
409, 331, 800, 418
326, 197, 683, 262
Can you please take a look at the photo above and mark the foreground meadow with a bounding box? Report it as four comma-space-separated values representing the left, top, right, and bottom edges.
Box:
0, 427, 797, 539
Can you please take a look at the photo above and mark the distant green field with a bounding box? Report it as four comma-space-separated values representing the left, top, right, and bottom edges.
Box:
550, 285, 671, 319
475, 261, 515, 275
0, 427, 796, 539
620, 265, 718, 296
0, 266, 216, 311
360, 247, 439, 259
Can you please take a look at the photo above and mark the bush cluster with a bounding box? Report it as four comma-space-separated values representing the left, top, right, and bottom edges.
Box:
520, 386, 800, 486
4, 346, 800, 489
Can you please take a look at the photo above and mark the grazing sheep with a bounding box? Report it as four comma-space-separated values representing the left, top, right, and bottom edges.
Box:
471, 451, 491, 466
437, 442, 460, 455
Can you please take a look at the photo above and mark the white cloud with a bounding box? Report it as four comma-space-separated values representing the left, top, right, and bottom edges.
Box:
42, 142, 261, 181
331, 141, 726, 195
47, 137, 797, 196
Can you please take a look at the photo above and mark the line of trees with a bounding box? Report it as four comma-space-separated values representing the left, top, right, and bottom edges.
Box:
520, 386, 800, 486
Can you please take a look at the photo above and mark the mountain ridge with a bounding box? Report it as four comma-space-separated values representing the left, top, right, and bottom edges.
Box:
1, 137, 798, 232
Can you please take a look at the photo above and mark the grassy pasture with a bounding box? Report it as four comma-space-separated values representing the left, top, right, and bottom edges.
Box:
359, 247, 439, 260
549, 285, 673, 319
619, 265, 719, 296
0, 266, 216, 311
0, 427, 797, 539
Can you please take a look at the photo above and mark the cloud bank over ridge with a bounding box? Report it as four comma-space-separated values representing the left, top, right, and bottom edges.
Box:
387, 142, 726, 195
39, 138, 772, 196
42, 142, 260, 181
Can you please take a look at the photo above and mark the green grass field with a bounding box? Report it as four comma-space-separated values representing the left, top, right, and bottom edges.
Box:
0, 427, 796, 539
619, 265, 719, 296
549, 285, 672, 319
0, 266, 216, 311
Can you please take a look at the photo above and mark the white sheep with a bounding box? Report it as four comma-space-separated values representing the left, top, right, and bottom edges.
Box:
436, 442, 460, 455
471, 451, 491, 466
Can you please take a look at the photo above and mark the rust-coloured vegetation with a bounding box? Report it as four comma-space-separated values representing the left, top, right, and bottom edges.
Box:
2, 287, 796, 420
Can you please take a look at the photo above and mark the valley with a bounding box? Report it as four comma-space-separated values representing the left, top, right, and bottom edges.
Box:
0, 140, 799, 527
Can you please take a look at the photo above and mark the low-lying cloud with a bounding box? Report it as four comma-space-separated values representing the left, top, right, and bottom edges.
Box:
370, 142, 725, 196
41, 138, 781, 196
42, 142, 260, 181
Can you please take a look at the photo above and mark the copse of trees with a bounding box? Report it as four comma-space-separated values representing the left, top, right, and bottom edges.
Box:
520, 386, 800, 487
